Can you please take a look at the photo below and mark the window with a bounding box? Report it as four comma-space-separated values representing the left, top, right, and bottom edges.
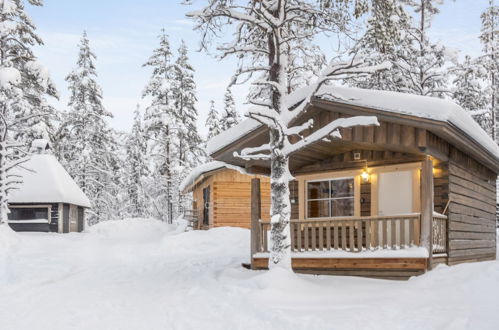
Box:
8, 207, 49, 221
307, 178, 354, 218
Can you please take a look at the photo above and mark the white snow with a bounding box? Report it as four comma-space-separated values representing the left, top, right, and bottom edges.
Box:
7, 219, 49, 224
254, 246, 429, 259
207, 86, 499, 160
1, 219, 498, 330
179, 160, 249, 192
0, 67, 21, 88
8, 154, 91, 208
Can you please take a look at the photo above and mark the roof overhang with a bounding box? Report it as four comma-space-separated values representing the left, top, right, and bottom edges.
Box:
211, 98, 499, 173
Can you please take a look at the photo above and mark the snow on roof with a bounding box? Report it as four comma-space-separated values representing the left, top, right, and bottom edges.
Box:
207, 86, 499, 160
180, 161, 248, 193
9, 154, 91, 208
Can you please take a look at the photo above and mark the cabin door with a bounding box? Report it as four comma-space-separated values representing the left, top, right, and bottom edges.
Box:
378, 170, 413, 216
203, 186, 210, 226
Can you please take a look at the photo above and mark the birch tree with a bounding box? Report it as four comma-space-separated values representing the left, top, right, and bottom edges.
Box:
0, 0, 58, 223
186, 0, 388, 268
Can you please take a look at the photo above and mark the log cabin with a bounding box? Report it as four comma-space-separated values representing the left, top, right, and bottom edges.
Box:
180, 161, 271, 229
7, 140, 91, 233
206, 86, 499, 279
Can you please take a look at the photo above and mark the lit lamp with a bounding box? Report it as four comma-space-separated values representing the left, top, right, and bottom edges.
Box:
361, 160, 370, 183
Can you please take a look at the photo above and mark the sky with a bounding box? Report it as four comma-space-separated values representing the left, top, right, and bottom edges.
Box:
26, 0, 490, 137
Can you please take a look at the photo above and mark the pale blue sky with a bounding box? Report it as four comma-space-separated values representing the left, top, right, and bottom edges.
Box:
27, 0, 489, 136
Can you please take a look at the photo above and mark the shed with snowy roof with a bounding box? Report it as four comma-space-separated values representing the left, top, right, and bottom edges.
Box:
181, 161, 271, 229
7, 140, 91, 233
207, 86, 499, 279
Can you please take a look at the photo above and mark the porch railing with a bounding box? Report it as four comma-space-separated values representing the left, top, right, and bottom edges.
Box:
432, 214, 447, 254
258, 214, 421, 253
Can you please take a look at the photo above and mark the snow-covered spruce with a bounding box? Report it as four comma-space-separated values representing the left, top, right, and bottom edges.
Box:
187, 1, 389, 268
58, 31, 119, 225
205, 100, 222, 140
220, 88, 240, 131
0, 0, 58, 224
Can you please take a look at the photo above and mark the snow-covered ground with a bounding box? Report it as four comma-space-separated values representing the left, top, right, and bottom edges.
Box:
1, 219, 498, 330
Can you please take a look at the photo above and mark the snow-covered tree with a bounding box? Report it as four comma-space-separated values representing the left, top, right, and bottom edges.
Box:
172, 40, 204, 171
186, 0, 388, 268
347, 0, 411, 91
0, 0, 58, 223
206, 100, 221, 140
393, 0, 453, 97
61, 31, 119, 225
125, 105, 149, 217
478, 0, 498, 141
451, 56, 490, 133
142, 30, 179, 223
220, 88, 240, 131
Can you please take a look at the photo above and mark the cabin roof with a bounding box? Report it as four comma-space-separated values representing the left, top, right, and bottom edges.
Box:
9, 154, 92, 208
207, 86, 499, 172
180, 161, 249, 193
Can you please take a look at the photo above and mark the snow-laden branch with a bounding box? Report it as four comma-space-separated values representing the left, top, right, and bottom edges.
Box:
282, 116, 380, 156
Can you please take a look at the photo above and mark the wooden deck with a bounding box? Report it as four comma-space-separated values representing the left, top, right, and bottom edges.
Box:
252, 213, 447, 279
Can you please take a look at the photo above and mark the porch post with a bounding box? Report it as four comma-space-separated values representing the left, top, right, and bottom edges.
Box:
421, 156, 434, 269
250, 178, 261, 270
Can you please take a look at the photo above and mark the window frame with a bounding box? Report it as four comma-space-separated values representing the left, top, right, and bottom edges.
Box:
8, 204, 52, 223
306, 176, 355, 219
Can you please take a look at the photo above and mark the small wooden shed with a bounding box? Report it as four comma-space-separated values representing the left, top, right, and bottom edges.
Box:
181, 161, 271, 229
207, 86, 499, 279
7, 140, 91, 233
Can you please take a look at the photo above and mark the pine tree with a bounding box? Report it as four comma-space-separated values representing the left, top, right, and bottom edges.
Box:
451, 56, 490, 133
220, 88, 240, 131
206, 100, 222, 140
0, 0, 58, 223
62, 31, 119, 225
347, 0, 411, 91
393, 0, 452, 97
478, 0, 499, 141
125, 105, 149, 218
173, 40, 204, 168
142, 30, 178, 223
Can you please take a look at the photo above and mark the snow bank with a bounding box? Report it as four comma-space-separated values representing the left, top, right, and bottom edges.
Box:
1, 222, 498, 330
0, 224, 20, 250
88, 218, 176, 243
180, 160, 249, 192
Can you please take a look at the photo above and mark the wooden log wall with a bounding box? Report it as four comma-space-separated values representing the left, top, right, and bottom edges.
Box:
213, 181, 271, 228
49, 203, 59, 233
447, 148, 497, 265
360, 181, 371, 217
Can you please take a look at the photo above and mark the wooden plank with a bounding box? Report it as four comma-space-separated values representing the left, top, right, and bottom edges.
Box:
357, 220, 362, 251
311, 224, 317, 251
342, 222, 347, 250
421, 157, 434, 268
449, 192, 496, 213
304, 223, 309, 251
365, 220, 371, 250
449, 163, 495, 190
448, 247, 497, 258
391, 219, 396, 249
449, 240, 496, 250
349, 222, 355, 252
449, 222, 496, 233
449, 232, 496, 240
334, 221, 339, 250
326, 222, 331, 250
449, 204, 495, 221
319, 223, 324, 251
447, 254, 495, 266
291, 258, 428, 270
400, 219, 405, 247
297, 224, 302, 252
448, 213, 496, 227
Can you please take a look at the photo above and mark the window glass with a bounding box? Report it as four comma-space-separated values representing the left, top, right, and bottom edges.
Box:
307, 181, 330, 200
307, 200, 330, 218
331, 198, 354, 217
307, 178, 354, 218
8, 208, 48, 221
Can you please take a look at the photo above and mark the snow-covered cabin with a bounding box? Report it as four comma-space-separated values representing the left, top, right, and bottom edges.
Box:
7, 140, 91, 233
207, 86, 499, 279
181, 161, 271, 229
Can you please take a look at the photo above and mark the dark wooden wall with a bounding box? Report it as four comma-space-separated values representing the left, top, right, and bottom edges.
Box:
49, 203, 59, 233
447, 148, 497, 265
360, 181, 371, 217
